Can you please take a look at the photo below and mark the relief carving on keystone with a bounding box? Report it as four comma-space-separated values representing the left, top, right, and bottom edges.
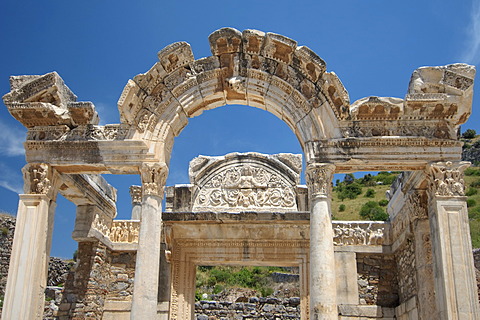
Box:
427, 161, 470, 197
22, 163, 53, 195
305, 163, 335, 198
141, 163, 168, 196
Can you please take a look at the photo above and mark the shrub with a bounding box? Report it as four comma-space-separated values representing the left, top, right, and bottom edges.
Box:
338, 182, 363, 200
339, 204, 346, 212
359, 201, 389, 221
374, 172, 399, 185
467, 199, 477, 208
378, 199, 389, 207
0, 227, 8, 236
465, 168, 480, 176
462, 129, 477, 139
471, 179, 480, 187
468, 207, 480, 220
343, 173, 355, 185
466, 188, 478, 196
365, 189, 376, 198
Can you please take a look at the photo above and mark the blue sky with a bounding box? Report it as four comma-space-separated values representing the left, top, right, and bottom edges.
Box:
1, 0, 480, 258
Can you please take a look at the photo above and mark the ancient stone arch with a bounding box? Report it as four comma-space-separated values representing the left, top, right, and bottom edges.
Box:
1, 28, 479, 320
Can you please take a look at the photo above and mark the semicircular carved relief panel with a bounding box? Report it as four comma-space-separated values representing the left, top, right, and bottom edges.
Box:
191, 153, 301, 212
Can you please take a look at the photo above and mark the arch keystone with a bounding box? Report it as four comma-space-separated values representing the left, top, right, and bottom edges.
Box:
263, 33, 297, 65
242, 29, 266, 55
208, 27, 243, 55
294, 46, 326, 83
157, 41, 194, 74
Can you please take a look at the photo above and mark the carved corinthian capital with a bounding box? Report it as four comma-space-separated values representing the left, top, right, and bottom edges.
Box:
305, 163, 335, 199
22, 163, 54, 197
140, 163, 168, 197
426, 161, 470, 197
129, 185, 142, 204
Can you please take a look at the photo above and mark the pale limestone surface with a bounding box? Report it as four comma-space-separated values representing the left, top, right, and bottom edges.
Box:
1, 28, 479, 320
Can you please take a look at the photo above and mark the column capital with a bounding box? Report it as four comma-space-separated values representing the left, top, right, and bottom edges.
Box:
305, 163, 335, 199
21, 163, 57, 200
140, 162, 169, 197
426, 161, 470, 198
129, 185, 142, 204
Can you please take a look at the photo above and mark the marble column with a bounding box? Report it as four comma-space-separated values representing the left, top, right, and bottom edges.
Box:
131, 163, 168, 319
426, 161, 480, 320
306, 163, 338, 320
1, 164, 58, 320
129, 185, 142, 220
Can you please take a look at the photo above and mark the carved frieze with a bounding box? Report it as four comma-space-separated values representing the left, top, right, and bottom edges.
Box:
332, 222, 385, 246
141, 163, 168, 196
109, 220, 139, 243
305, 163, 335, 199
426, 161, 470, 197
26, 124, 130, 141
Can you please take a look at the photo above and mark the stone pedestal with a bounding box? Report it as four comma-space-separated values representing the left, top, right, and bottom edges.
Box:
427, 162, 480, 320
306, 163, 338, 320
130, 163, 168, 319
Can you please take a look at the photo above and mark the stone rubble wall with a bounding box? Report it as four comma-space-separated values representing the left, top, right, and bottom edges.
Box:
356, 253, 399, 307
0, 213, 15, 300
195, 296, 301, 320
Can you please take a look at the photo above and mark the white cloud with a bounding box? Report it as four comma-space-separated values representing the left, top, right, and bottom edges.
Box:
461, 0, 480, 65
0, 163, 23, 194
0, 120, 25, 157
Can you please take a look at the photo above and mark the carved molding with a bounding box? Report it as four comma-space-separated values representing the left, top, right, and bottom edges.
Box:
407, 191, 428, 221
305, 163, 335, 199
426, 161, 470, 197
129, 185, 142, 204
140, 163, 168, 196
22, 163, 54, 196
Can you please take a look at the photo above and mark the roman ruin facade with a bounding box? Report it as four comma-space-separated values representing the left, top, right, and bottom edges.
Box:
1, 27, 479, 319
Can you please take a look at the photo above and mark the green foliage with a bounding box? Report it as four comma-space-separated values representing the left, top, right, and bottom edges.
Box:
0, 227, 8, 236
195, 265, 286, 300
468, 207, 480, 220
339, 204, 346, 212
344, 173, 355, 184
462, 129, 477, 139
465, 168, 480, 176
360, 174, 377, 187
470, 219, 480, 249
373, 172, 399, 185
365, 189, 376, 198
378, 199, 389, 207
466, 187, 478, 196
337, 182, 362, 200
359, 201, 389, 221
473, 140, 480, 148
467, 199, 476, 208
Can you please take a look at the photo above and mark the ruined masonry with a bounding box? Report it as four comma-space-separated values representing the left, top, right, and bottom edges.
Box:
1, 27, 479, 319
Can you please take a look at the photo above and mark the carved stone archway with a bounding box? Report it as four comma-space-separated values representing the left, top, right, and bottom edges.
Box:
1, 27, 479, 320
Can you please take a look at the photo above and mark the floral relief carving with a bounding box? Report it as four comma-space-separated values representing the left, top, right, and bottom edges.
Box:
407, 191, 428, 221
427, 161, 470, 197
193, 164, 296, 211
141, 163, 168, 196
305, 163, 335, 198
23, 163, 52, 195
129, 185, 142, 204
